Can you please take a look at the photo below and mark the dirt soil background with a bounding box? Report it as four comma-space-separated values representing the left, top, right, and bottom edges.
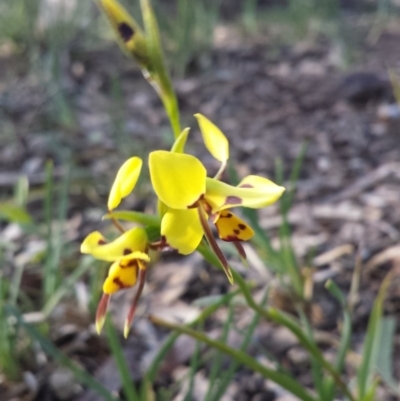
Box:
1, 7, 400, 401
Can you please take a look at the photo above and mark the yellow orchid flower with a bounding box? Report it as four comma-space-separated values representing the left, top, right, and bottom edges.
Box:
81, 227, 150, 337
149, 114, 285, 283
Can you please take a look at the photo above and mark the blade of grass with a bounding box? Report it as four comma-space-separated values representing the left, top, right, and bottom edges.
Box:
144, 289, 240, 384
43, 160, 54, 304
104, 211, 160, 226
357, 271, 392, 399
375, 316, 399, 395
324, 280, 352, 400
204, 304, 235, 401
43, 162, 71, 304
184, 320, 203, 401
9, 262, 25, 307
42, 255, 94, 317
275, 156, 303, 296
150, 315, 318, 401
105, 317, 140, 401
298, 308, 326, 400
0, 277, 20, 380
197, 242, 356, 401
9, 306, 119, 401
208, 289, 269, 401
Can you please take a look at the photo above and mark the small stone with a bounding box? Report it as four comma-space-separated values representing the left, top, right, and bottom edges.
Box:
49, 367, 82, 400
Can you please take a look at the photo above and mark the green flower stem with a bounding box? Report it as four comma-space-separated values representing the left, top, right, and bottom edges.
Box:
197, 243, 355, 401
140, 0, 181, 138
104, 211, 161, 226
150, 315, 318, 401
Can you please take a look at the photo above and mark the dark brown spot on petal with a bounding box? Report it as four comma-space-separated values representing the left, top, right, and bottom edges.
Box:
224, 212, 233, 218
113, 277, 127, 289
98, 239, 106, 245
118, 22, 134, 42
238, 224, 246, 230
233, 229, 240, 235
224, 196, 242, 205
239, 183, 253, 188
123, 248, 132, 255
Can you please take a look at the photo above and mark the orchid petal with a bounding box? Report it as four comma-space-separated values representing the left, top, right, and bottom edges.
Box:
95, 293, 110, 334
149, 151, 206, 209
205, 176, 285, 213
108, 157, 142, 211
161, 208, 203, 255
171, 127, 190, 153
214, 211, 254, 242
103, 259, 139, 294
81, 227, 149, 262
195, 114, 229, 163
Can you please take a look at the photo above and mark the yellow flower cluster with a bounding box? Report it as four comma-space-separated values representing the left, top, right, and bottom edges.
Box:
81, 114, 284, 337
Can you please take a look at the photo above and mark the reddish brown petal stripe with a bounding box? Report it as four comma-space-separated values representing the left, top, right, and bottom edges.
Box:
124, 268, 147, 338
238, 183, 253, 188
118, 22, 134, 42
224, 196, 242, 206
197, 202, 233, 284
98, 239, 107, 245
95, 293, 110, 334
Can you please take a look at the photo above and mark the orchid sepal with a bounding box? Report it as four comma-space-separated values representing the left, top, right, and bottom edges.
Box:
108, 157, 143, 211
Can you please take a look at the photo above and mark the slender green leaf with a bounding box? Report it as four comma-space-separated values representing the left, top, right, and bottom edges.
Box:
106, 318, 139, 401
0, 203, 32, 224
144, 290, 240, 384
209, 290, 269, 401
357, 273, 391, 399
42, 255, 94, 317
375, 316, 399, 394
104, 211, 160, 226
204, 305, 234, 401
324, 280, 352, 400
10, 307, 118, 401
151, 315, 318, 401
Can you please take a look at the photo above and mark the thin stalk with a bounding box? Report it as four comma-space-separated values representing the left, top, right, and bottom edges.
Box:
111, 217, 126, 234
